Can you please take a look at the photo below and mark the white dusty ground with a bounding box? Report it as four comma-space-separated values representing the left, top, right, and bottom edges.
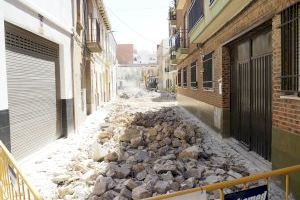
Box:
20, 89, 290, 200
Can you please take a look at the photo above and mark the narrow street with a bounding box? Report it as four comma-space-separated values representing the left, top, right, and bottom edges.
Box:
20, 89, 285, 200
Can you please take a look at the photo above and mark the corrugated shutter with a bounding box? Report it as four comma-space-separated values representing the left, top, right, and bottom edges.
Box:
5, 23, 60, 159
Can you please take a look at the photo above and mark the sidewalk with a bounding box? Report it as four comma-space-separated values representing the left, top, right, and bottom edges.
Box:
20, 103, 113, 199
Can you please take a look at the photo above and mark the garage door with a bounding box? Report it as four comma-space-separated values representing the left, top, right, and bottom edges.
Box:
230, 28, 272, 161
5, 23, 61, 159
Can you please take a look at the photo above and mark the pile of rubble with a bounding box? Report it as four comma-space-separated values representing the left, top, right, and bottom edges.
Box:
53, 107, 252, 200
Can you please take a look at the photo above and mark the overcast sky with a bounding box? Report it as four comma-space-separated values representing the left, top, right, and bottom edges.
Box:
103, 0, 170, 53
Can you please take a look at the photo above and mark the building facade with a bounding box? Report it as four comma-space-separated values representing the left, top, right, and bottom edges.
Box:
0, 0, 74, 159
172, 0, 300, 197
117, 44, 134, 65
0, 0, 117, 160
72, 0, 117, 129
157, 39, 177, 92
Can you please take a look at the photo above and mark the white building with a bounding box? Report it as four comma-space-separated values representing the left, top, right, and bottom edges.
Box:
157, 39, 176, 92
0, 0, 74, 159
0, 0, 118, 160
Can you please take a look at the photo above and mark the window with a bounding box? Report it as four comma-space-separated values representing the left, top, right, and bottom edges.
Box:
209, 0, 215, 6
190, 61, 198, 88
281, 3, 300, 96
188, 0, 204, 32
203, 52, 213, 89
183, 67, 187, 87
178, 69, 182, 87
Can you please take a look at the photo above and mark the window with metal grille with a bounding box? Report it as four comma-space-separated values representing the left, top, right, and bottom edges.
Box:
183, 67, 188, 87
190, 61, 198, 88
203, 52, 213, 89
188, 0, 204, 32
281, 3, 300, 96
178, 69, 182, 87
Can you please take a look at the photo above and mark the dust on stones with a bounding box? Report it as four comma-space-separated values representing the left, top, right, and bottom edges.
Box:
52, 105, 252, 200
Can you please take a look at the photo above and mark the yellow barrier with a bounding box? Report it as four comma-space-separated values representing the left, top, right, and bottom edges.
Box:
146, 164, 300, 200
0, 141, 42, 200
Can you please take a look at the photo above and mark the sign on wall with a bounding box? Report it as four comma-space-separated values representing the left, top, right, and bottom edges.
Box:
224, 185, 268, 200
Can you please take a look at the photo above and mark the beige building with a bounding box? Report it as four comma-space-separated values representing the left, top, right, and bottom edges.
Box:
72, 0, 117, 129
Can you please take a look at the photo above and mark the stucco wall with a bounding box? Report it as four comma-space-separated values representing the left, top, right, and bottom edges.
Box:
1, 0, 73, 100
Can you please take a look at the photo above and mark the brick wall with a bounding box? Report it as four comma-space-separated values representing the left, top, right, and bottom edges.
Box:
272, 14, 300, 135
176, 0, 299, 112
117, 44, 133, 65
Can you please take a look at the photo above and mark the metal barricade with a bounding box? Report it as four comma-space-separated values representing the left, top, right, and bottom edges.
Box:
146, 164, 300, 200
0, 141, 42, 200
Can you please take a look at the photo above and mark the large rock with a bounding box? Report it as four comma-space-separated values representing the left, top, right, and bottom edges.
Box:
185, 168, 204, 179
154, 181, 170, 194
130, 136, 142, 148
91, 143, 109, 161
93, 176, 115, 196
102, 190, 119, 199
180, 177, 195, 190
154, 161, 177, 174
105, 151, 118, 162
174, 127, 187, 140
136, 170, 147, 181
146, 128, 157, 141
119, 128, 141, 142
124, 179, 138, 190
144, 174, 159, 185
205, 175, 221, 184
160, 171, 174, 181
132, 185, 152, 200
134, 150, 150, 162
120, 188, 132, 199
112, 164, 131, 179
178, 146, 201, 159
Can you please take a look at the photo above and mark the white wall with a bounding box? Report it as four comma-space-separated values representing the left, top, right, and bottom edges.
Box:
29, 0, 73, 28
0, 0, 8, 110
1, 0, 73, 99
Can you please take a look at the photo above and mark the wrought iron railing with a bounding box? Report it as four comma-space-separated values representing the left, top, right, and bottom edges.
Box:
188, 0, 204, 32
169, 7, 176, 21
175, 30, 188, 51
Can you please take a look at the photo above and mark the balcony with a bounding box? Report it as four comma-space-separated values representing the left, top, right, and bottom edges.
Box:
189, 0, 253, 43
175, 30, 188, 60
86, 18, 102, 53
170, 54, 177, 65
169, 6, 176, 27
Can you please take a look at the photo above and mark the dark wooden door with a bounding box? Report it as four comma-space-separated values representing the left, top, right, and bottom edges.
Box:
231, 30, 272, 161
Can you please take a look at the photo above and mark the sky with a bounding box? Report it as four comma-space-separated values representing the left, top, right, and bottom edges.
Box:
103, 0, 171, 53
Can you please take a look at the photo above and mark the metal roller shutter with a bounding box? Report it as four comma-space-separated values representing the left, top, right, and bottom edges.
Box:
5, 23, 61, 159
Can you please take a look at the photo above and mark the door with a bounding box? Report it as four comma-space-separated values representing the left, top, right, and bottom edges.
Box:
5, 23, 61, 159
231, 30, 272, 161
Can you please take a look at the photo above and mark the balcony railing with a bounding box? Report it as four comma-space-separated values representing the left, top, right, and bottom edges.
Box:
86, 18, 102, 52
174, 30, 188, 51
169, 7, 176, 21
188, 0, 204, 32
